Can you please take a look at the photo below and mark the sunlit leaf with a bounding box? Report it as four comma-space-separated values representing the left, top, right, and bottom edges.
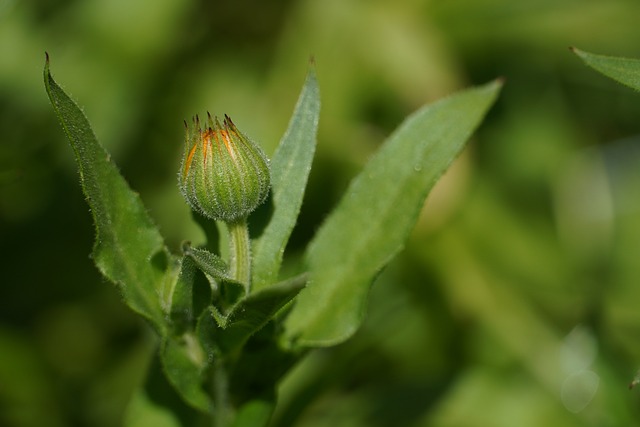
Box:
251, 67, 320, 290
284, 80, 503, 346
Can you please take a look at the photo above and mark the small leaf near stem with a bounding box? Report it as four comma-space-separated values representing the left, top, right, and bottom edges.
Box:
228, 219, 251, 292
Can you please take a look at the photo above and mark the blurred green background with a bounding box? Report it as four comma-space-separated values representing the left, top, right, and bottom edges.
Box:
3, 0, 640, 425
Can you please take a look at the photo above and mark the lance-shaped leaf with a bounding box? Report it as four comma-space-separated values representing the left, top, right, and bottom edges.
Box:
217, 274, 308, 353
572, 47, 640, 92
44, 55, 173, 332
251, 67, 320, 290
284, 80, 503, 346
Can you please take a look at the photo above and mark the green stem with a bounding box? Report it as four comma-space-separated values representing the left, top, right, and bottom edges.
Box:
211, 219, 250, 427
227, 218, 251, 290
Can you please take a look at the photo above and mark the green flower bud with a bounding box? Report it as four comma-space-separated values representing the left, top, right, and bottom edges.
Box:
179, 113, 270, 223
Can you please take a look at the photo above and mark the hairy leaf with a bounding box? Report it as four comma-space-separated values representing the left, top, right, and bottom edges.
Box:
572, 47, 640, 92
183, 245, 245, 309
284, 80, 503, 346
251, 67, 320, 290
44, 55, 174, 332
218, 274, 307, 352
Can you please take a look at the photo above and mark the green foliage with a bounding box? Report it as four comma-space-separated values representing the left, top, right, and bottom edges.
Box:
572, 47, 640, 91
43, 54, 175, 334
8, 1, 640, 426
43, 57, 319, 426
251, 67, 320, 291
285, 80, 502, 346
214, 274, 307, 353
44, 48, 499, 426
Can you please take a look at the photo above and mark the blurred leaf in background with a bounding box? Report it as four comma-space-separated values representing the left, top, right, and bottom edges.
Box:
3, 0, 640, 426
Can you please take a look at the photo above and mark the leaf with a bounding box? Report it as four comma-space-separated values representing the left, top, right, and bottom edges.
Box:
167, 256, 197, 334
183, 244, 245, 309
251, 67, 320, 290
183, 244, 229, 281
124, 350, 205, 427
161, 333, 211, 412
44, 54, 173, 332
217, 274, 308, 353
161, 256, 213, 412
572, 47, 640, 92
284, 80, 503, 346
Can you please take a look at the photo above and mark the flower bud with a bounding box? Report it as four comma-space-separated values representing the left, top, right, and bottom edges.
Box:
179, 113, 270, 223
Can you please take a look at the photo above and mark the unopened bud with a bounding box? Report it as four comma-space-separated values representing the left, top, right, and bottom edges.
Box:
179, 114, 270, 223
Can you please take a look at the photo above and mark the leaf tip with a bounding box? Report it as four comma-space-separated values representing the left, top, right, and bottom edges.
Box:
482, 77, 505, 96
569, 46, 587, 59
307, 56, 318, 79
44, 52, 52, 86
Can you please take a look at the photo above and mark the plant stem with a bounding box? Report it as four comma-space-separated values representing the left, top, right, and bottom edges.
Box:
212, 219, 250, 427
227, 218, 251, 290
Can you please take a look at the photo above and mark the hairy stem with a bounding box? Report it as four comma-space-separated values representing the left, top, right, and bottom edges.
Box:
210, 219, 250, 426
227, 218, 251, 290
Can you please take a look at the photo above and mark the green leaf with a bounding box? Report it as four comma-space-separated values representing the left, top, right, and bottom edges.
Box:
251, 67, 320, 290
183, 244, 229, 281
161, 256, 213, 412
44, 55, 173, 332
217, 274, 308, 353
183, 245, 245, 309
284, 80, 503, 346
167, 255, 197, 334
124, 351, 205, 427
161, 333, 211, 412
572, 47, 640, 92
